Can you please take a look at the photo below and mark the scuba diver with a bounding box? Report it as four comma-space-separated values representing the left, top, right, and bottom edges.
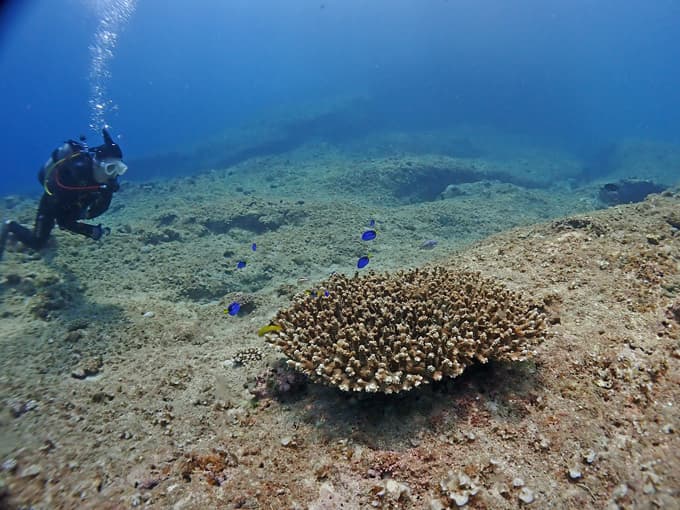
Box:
0, 128, 127, 260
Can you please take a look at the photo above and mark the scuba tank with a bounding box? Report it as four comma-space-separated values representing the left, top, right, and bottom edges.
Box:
38, 138, 93, 194
38, 137, 88, 186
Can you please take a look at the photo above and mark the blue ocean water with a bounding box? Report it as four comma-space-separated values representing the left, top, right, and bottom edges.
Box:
1, 0, 679, 195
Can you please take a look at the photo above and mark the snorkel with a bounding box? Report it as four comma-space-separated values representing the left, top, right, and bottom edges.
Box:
99, 128, 123, 159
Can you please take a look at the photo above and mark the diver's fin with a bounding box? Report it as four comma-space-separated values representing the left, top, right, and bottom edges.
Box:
0, 220, 10, 261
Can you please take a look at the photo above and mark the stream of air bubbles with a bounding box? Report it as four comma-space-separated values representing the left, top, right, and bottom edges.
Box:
87, 0, 136, 132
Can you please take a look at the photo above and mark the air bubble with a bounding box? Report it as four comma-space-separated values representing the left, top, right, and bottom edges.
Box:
87, 0, 137, 131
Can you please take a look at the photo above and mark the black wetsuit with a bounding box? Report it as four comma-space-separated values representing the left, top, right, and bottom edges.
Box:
6, 148, 119, 250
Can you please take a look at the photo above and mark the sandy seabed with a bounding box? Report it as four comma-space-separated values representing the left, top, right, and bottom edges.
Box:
0, 142, 678, 509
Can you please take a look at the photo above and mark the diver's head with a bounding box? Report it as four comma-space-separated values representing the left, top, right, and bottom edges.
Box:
91, 128, 127, 183
94, 128, 123, 159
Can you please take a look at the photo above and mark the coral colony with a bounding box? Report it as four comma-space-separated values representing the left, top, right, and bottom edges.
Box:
265, 267, 547, 393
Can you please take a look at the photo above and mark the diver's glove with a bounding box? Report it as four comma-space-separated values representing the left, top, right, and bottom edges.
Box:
91, 224, 111, 241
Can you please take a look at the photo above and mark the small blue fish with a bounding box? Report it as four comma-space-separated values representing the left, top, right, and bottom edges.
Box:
357, 256, 370, 269
251, 243, 257, 251
419, 239, 438, 250
368, 219, 376, 227
237, 260, 246, 269
226, 302, 240, 316
361, 229, 377, 241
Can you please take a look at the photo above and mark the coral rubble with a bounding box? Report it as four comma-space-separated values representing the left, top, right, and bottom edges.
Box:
266, 267, 547, 393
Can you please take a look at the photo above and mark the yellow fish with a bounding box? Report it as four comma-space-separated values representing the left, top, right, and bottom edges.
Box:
257, 324, 283, 336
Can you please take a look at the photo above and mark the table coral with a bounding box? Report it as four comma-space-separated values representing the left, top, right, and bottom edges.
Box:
266, 267, 548, 393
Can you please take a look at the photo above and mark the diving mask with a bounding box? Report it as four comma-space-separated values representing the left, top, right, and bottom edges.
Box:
99, 158, 128, 177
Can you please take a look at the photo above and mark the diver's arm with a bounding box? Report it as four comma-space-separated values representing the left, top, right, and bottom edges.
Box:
84, 190, 114, 219
59, 218, 107, 240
